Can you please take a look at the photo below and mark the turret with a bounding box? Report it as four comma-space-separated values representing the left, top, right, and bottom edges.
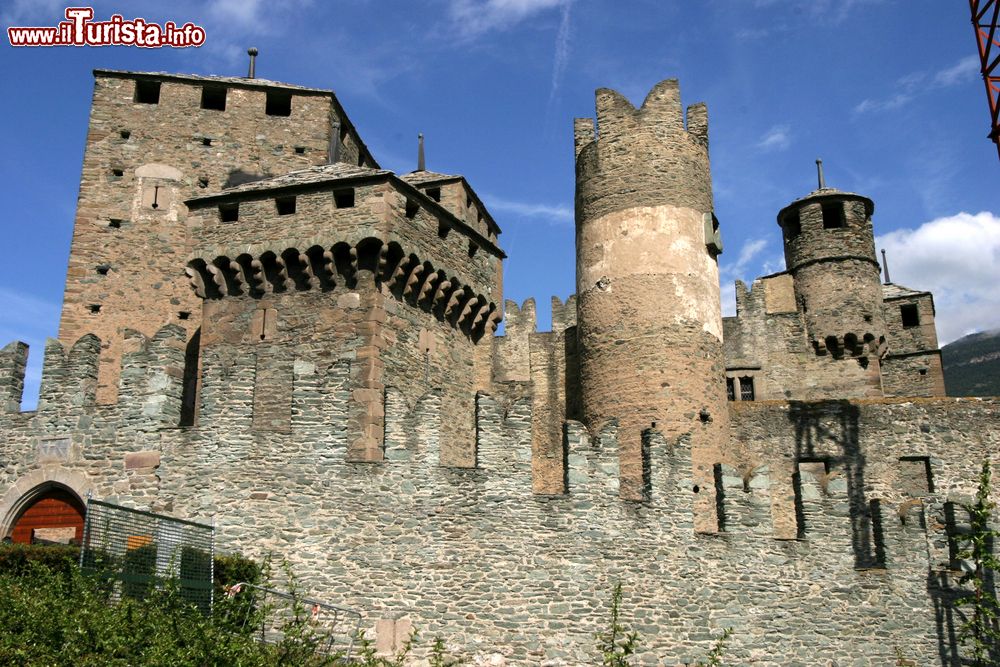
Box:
777, 162, 887, 362
574, 79, 729, 501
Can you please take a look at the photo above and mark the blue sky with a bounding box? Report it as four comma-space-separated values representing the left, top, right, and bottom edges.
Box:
1, 0, 998, 407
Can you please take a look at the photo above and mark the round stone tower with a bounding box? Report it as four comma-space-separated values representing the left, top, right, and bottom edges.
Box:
574, 79, 729, 501
777, 165, 887, 370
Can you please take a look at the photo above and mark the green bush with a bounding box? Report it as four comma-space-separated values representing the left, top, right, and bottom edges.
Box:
0, 542, 80, 576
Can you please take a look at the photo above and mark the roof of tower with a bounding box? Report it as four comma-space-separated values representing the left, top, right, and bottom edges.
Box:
205, 163, 392, 197
94, 68, 333, 94
400, 170, 462, 186
882, 282, 931, 300
777, 187, 875, 221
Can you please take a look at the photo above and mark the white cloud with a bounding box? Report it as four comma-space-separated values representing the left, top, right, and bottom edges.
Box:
855, 55, 980, 116
448, 0, 568, 37
0, 0, 64, 26
933, 55, 980, 87
483, 194, 573, 224
548, 1, 572, 104
876, 211, 1000, 344
757, 124, 791, 151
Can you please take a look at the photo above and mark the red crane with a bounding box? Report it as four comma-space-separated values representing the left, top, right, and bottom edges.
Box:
971, 0, 1000, 159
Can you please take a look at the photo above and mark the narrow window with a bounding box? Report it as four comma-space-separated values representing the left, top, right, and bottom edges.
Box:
134, 80, 160, 104
783, 210, 801, 239
275, 196, 296, 216
120, 130, 131, 140
219, 203, 239, 223
900, 303, 920, 327
438, 221, 450, 239
405, 200, 419, 219
426, 187, 441, 202
821, 202, 845, 229
468, 241, 478, 257
726, 377, 735, 401
294, 146, 306, 155
739, 376, 755, 401
334, 189, 355, 208
265, 91, 292, 117
200, 85, 226, 111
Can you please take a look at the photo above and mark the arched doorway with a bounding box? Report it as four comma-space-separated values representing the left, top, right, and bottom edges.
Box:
7, 486, 85, 545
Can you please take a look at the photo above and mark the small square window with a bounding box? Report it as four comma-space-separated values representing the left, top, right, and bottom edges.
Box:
110, 168, 124, 180
275, 196, 296, 215
426, 187, 441, 202
200, 85, 227, 111
198, 177, 209, 189
405, 200, 419, 219
334, 189, 355, 208
134, 80, 161, 104
96, 264, 110, 275
822, 202, 845, 229
900, 303, 920, 327
202, 137, 212, 147
294, 146, 306, 155
88, 304, 102, 314
120, 130, 131, 140
178, 311, 191, 320
219, 203, 239, 222
265, 91, 292, 117
783, 211, 801, 239
108, 219, 123, 229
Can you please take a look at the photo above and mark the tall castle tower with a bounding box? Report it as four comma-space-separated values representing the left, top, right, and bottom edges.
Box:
573, 80, 729, 500
776, 169, 887, 393
58, 67, 376, 405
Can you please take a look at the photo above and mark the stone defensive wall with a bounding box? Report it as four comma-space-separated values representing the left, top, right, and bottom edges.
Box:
0, 310, 997, 664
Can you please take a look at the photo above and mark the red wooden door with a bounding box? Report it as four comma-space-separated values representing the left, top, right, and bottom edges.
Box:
9, 488, 85, 544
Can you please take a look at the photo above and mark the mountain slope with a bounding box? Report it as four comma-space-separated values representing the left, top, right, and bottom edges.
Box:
941, 329, 1000, 397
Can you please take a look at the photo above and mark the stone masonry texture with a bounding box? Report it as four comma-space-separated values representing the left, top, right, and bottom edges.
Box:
0, 69, 990, 666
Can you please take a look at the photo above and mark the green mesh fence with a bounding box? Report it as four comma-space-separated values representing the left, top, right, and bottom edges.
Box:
79, 499, 214, 612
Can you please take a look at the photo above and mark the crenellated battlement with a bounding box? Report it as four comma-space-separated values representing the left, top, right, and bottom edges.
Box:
575, 79, 714, 224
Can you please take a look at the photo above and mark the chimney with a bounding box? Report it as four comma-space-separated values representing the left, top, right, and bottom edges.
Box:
247, 47, 258, 79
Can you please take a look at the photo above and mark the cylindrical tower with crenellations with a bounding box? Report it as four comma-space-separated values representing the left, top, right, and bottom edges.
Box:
574, 79, 729, 501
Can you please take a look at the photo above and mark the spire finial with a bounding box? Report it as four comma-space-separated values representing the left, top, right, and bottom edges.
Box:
417, 133, 426, 172
881, 248, 891, 285
816, 158, 826, 189
247, 47, 258, 79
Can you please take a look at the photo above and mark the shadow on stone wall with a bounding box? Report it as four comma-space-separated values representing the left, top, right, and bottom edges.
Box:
787, 400, 884, 569
929, 503, 1000, 667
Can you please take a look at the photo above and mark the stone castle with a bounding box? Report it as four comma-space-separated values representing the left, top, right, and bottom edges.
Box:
0, 65, 997, 665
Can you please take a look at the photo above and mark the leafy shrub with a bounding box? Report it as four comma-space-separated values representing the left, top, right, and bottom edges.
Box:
0, 542, 79, 576
122, 542, 158, 600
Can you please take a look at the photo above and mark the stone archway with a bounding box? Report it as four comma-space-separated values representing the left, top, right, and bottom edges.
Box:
7, 487, 85, 544
0, 467, 92, 544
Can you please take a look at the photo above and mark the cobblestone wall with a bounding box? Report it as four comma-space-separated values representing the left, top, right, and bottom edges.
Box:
2, 327, 997, 665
